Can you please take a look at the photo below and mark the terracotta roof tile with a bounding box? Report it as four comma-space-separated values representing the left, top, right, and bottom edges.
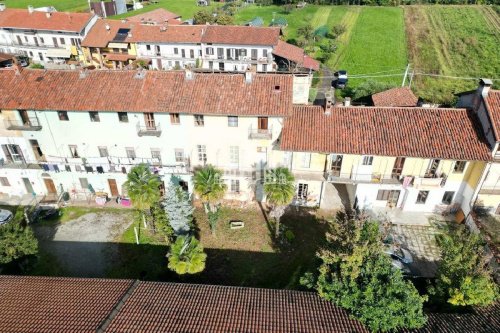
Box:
131, 24, 205, 43
484, 90, 500, 140
0, 69, 292, 116
104, 282, 369, 333
273, 40, 320, 71
126, 8, 181, 24
202, 25, 281, 45
0, 8, 94, 32
372, 87, 419, 107
0, 275, 134, 333
81, 19, 135, 47
281, 105, 491, 161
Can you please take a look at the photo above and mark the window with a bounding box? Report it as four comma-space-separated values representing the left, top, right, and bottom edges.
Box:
230, 179, 240, 193
98, 146, 109, 157
118, 112, 128, 123
0, 177, 10, 186
217, 48, 224, 59
258, 117, 268, 130
40, 37, 44, 44
146, 45, 151, 51
297, 183, 308, 200
416, 191, 429, 204
453, 161, 467, 173
58, 111, 69, 121
362, 156, 373, 166
197, 145, 207, 163
69, 145, 79, 158
426, 159, 440, 177
181, 49, 186, 58
219, 62, 224, 71
377, 190, 391, 201
263, 49, 268, 57
89, 111, 100, 122
330, 154, 343, 177
151, 148, 161, 163
170, 113, 180, 124
126, 147, 136, 159
206, 47, 214, 55
174, 48, 178, 55
59, 37, 65, 45
190, 49, 194, 58
228, 116, 238, 127
251, 49, 257, 60
262, 64, 267, 72
175, 149, 184, 163
194, 114, 204, 126
376, 190, 400, 205
2, 144, 25, 163
240, 48, 247, 57
208, 61, 213, 70
229, 146, 239, 165
442, 191, 455, 205
79, 178, 89, 189
301, 153, 311, 168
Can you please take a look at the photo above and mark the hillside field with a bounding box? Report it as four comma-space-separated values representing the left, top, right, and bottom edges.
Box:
3, 0, 88, 12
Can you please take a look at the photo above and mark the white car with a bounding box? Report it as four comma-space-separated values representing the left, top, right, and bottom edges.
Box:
0, 209, 13, 225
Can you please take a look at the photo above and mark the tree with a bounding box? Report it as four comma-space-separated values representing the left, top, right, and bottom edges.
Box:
215, 14, 234, 25
430, 226, 498, 307
193, 165, 227, 213
297, 24, 314, 45
167, 235, 207, 275
150, 203, 174, 244
263, 167, 295, 237
351, 80, 396, 101
0, 223, 38, 265
314, 212, 427, 332
124, 164, 161, 232
162, 183, 193, 236
193, 10, 214, 24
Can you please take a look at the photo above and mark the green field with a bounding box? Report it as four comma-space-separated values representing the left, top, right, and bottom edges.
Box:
3, 0, 88, 12
405, 5, 500, 103
113, 0, 221, 20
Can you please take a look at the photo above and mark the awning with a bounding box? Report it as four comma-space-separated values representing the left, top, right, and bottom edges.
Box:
104, 53, 136, 62
46, 48, 72, 58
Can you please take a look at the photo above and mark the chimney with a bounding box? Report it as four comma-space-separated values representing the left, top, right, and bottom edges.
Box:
185, 68, 194, 80
127, 32, 132, 38
28, 5, 34, 13
324, 91, 333, 115
14, 63, 23, 75
105, 23, 110, 31
46, 12, 51, 18
343, 97, 351, 107
0, 3, 6, 12
245, 70, 253, 84
79, 69, 88, 79
478, 78, 492, 98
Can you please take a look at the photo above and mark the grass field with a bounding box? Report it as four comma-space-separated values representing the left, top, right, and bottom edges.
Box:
405, 5, 500, 103
113, 0, 221, 20
3, 0, 88, 12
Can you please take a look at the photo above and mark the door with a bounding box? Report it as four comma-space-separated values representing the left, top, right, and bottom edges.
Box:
108, 179, 119, 197
43, 178, 57, 194
258, 117, 268, 132
144, 113, 155, 129
154, 45, 160, 56
391, 157, 405, 179
34, 37, 39, 47
30, 140, 44, 161
22, 178, 34, 194
52, 37, 58, 47
426, 159, 440, 178
330, 154, 343, 177
19, 110, 30, 125
387, 190, 400, 208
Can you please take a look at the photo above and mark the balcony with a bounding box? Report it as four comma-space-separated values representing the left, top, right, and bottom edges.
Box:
324, 171, 402, 185
479, 185, 500, 195
136, 122, 162, 137
248, 127, 272, 140
414, 175, 446, 189
4, 117, 42, 131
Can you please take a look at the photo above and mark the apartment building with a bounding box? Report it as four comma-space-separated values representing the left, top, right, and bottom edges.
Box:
458, 79, 500, 215
0, 5, 97, 65
279, 103, 490, 216
0, 68, 293, 202
82, 19, 319, 72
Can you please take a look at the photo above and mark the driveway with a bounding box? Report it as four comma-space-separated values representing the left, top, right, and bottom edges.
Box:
33, 211, 134, 277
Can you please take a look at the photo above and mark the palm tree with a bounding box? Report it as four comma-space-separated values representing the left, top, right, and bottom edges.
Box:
193, 165, 227, 213
167, 236, 207, 275
124, 164, 161, 232
263, 167, 295, 237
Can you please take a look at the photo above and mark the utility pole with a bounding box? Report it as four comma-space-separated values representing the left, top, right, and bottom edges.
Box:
409, 69, 415, 88
402, 63, 410, 87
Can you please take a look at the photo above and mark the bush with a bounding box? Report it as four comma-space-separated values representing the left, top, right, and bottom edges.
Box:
29, 63, 44, 69
285, 230, 295, 242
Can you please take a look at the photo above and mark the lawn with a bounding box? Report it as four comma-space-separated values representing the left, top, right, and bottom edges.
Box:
3, 0, 88, 12
404, 5, 500, 103
109, 205, 328, 289
113, 0, 222, 20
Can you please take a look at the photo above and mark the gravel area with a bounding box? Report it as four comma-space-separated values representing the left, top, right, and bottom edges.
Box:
34, 211, 133, 277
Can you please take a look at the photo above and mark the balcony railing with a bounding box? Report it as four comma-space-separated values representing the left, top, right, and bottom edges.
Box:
248, 127, 272, 140
324, 171, 403, 184
137, 122, 162, 137
4, 117, 42, 131
414, 175, 446, 189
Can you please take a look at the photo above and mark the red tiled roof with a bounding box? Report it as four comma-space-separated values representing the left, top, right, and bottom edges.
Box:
484, 90, 500, 141
126, 8, 181, 24
81, 19, 134, 47
273, 40, 320, 71
0, 8, 94, 32
281, 105, 491, 161
105, 282, 369, 333
0, 69, 292, 116
372, 87, 419, 107
202, 25, 281, 45
0, 275, 134, 333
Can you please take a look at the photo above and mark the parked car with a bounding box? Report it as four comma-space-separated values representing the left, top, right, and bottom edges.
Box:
0, 209, 13, 225
391, 259, 411, 275
384, 245, 413, 264
332, 70, 348, 89
16, 56, 29, 67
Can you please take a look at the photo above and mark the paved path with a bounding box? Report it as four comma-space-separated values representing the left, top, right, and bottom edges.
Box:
314, 65, 334, 105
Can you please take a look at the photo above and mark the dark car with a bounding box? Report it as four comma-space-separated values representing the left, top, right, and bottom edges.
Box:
332, 70, 348, 89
